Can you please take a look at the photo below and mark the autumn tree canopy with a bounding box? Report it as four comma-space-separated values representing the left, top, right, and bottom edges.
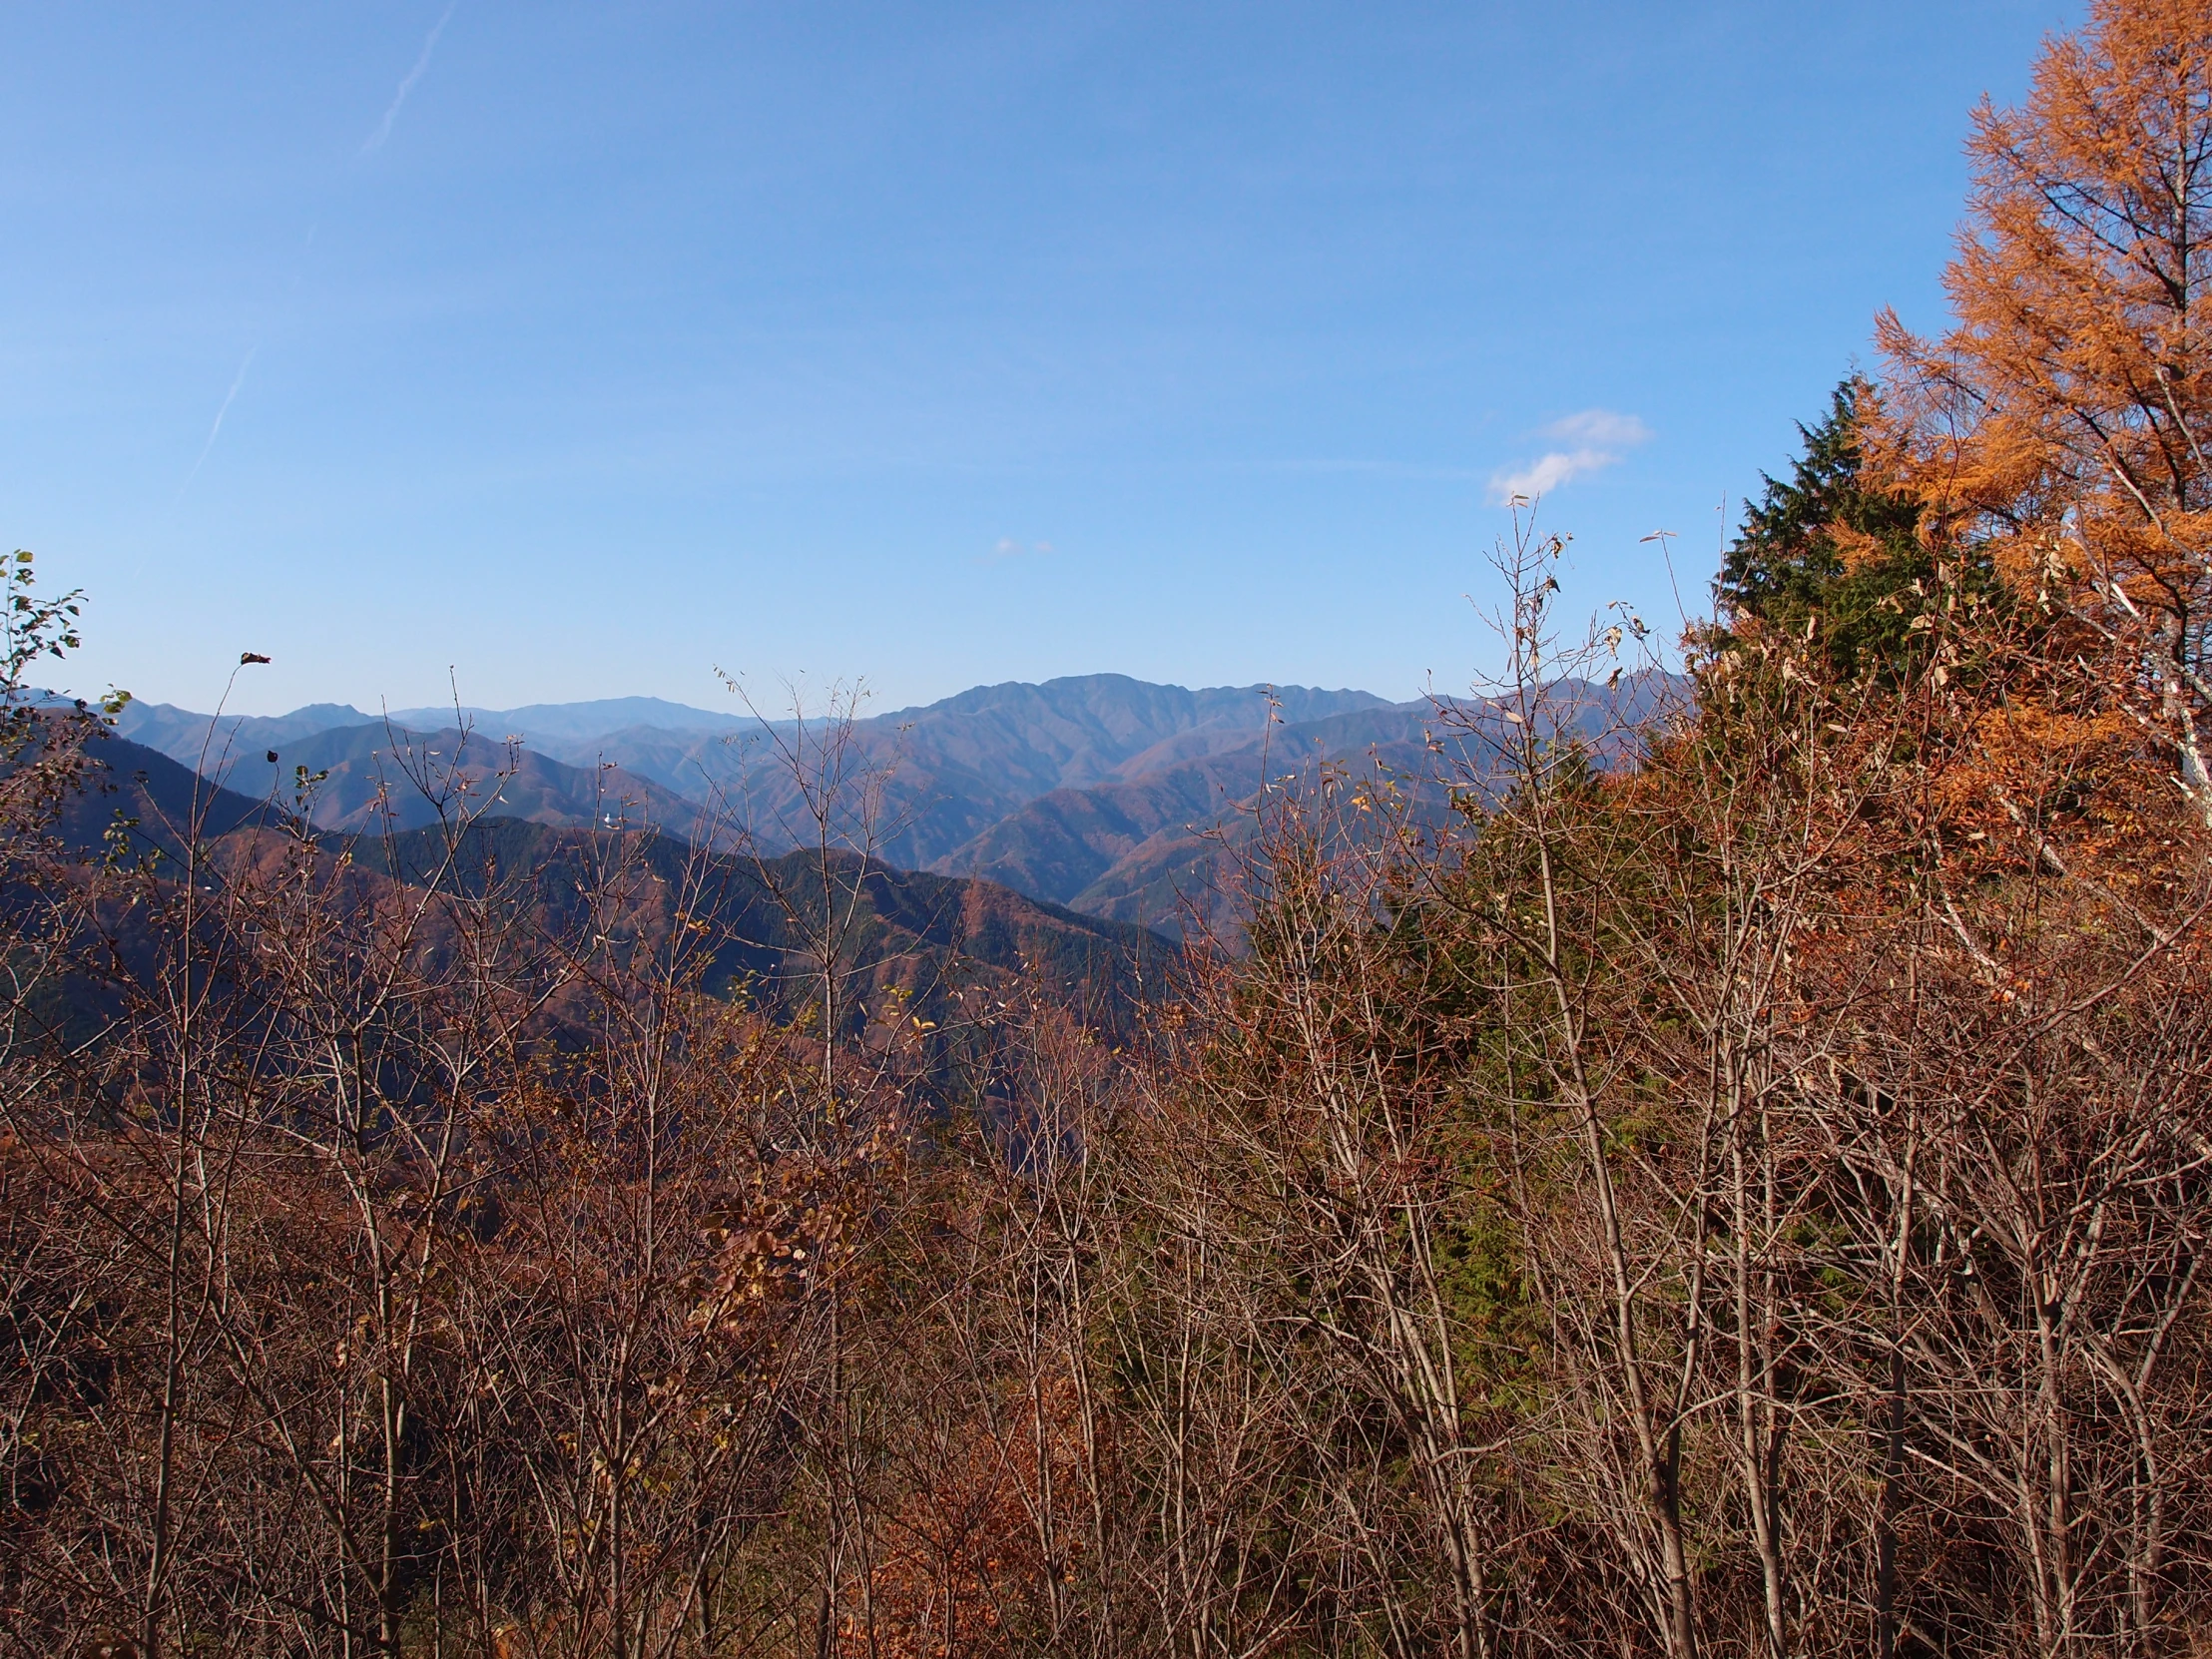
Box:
9, 5, 2212, 1659
1879, 0, 2212, 821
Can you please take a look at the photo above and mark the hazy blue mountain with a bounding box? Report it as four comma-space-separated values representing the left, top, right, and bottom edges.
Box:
928, 675, 1689, 932
124, 674, 1397, 874
115, 700, 377, 767
527, 674, 1399, 868
184, 721, 711, 840
100, 673, 1687, 931
927, 752, 1258, 919
125, 676, 1389, 794
854, 674, 1397, 793
926, 707, 1452, 931
383, 696, 749, 745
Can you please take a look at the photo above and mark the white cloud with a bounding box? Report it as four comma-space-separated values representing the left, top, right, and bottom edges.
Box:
362, 1, 459, 154
177, 346, 257, 498
1543, 409, 1651, 449
1492, 447, 1611, 500
1489, 408, 1652, 505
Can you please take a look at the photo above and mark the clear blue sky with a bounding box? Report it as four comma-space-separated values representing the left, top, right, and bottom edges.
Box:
4, 1, 2075, 717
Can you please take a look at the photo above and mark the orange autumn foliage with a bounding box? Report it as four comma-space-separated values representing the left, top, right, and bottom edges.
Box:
1876, 0, 2212, 826
841, 1374, 1091, 1659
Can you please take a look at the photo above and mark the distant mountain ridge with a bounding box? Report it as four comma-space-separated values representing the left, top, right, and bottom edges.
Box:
120, 676, 1392, 781
34, 732, 1168, 1042
109, 672, 1683, 930
383, 697, 752, 743
926, 706, 1451, 919
114, 701, 380, 764
202, 723, 710, 840
518, 676, 1402, 878
930, 676, 1685, 925
49, 726, 700, 853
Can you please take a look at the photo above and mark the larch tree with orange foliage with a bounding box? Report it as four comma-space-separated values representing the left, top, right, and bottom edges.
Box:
1879, 0, 2212, 827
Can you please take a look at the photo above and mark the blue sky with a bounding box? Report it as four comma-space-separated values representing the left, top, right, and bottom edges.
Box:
4, 1, 2075, 717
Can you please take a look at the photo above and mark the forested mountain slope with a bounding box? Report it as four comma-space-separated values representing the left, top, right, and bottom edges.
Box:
933, 674, 1684, 927
16, 6, 2212, 1652
114, 699, 377, 761
114, 675, 1402, 904
106, 673, 1682, 930
134, 720, 712, 841
360, 818, 1174, 1032
54, 729, 267, 860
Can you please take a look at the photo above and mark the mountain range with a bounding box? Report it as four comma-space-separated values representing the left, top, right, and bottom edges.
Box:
35, 736, 1169, 1056
111, 672, 1681, 931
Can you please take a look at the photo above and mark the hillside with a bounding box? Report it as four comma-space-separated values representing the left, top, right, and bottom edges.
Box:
358, 817, 1175, 1033
134, 720, 713, 841
522, 675, 1395, 867
30, 755, 1171, 1051
105, 674, 1682, 931
53, 728, 270, 862
117, 675, 1398, 887
383, 696, 751, 744
929, 676, 1684, 928
115, 699, 377, 761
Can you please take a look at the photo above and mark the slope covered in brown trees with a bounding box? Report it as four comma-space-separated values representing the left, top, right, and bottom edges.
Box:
8, 3, 2212, 1656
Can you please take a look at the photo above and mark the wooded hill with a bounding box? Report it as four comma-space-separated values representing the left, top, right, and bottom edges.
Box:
112, 676, 1415, 928
112, 672, 1677, 932
39, 728, 1172, 1050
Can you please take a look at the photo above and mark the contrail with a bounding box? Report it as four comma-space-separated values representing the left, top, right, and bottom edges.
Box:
178, 347, 257, 498
361, 0, 459, 154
